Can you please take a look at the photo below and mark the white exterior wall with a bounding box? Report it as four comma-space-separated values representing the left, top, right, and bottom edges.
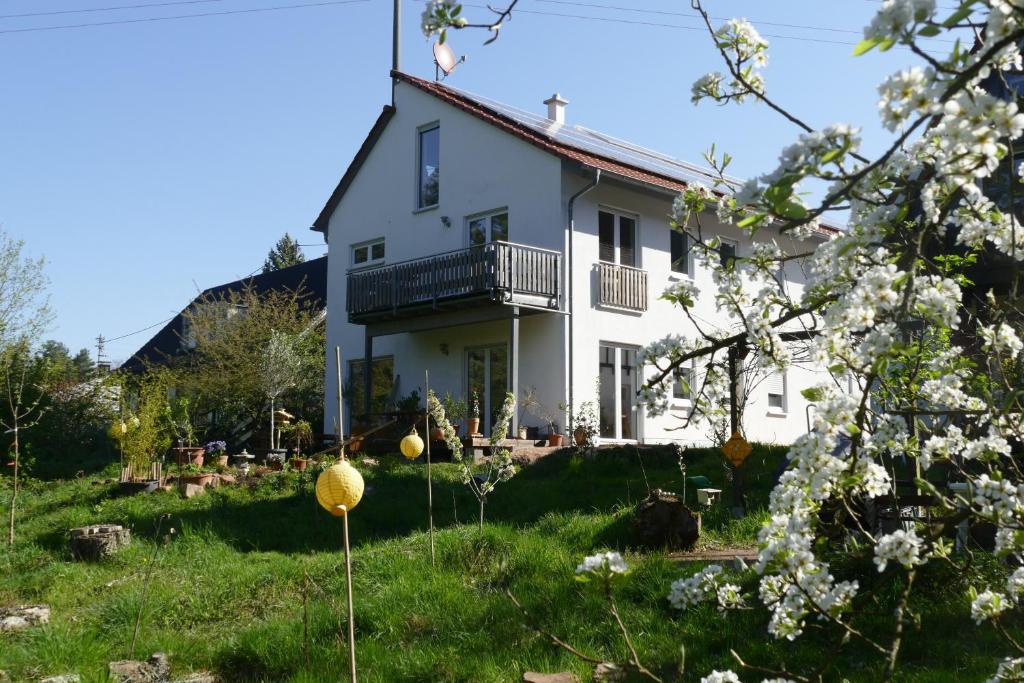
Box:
323, 81, 565, 434
567, 178, 822, 447
321, 79, 826, 445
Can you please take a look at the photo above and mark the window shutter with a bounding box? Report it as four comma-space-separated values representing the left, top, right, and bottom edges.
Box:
765, 372, 785, 396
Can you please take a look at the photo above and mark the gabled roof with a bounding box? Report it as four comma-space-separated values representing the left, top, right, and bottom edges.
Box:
120, 256, 328, 374
311, 71, 841, 235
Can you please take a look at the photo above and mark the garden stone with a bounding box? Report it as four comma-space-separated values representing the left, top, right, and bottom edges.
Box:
183, 483, 205, 499
70, 524, 131, 561
0, 604, 49, 631
522, 673, 580, 683
592, 663, 627, 682
217, 474, 235, 485
41, 675, 81, 683
108, 653, 170, 683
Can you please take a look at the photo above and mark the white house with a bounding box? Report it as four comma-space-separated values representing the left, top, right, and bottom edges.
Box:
311, 71, 836, 447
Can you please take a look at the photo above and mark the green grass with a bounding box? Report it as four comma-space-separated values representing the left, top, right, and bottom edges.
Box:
0, 445, 1012, 681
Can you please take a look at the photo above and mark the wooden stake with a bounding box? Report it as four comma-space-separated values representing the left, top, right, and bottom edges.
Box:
425, 370, 435, 568
338, 504, 356, 682
336, 346, 346, 461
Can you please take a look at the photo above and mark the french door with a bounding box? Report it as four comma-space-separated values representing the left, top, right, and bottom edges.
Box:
467, 344, 508, 435
598, 209, 637, 267
598, 344, 639, 441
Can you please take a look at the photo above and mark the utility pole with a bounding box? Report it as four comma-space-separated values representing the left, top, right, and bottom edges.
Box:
95, 335, 109, 373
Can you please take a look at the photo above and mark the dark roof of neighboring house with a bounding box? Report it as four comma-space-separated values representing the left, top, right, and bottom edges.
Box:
311, 71, 841, 235
120, 256, 328, 374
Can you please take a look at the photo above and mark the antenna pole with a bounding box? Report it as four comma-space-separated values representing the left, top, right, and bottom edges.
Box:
392, 0, 400, 103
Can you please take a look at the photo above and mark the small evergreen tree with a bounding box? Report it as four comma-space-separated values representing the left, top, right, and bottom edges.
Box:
261, 233, 305, 273
71, 348, 93, 380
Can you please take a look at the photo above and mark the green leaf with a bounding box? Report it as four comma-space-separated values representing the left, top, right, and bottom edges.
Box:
736, 213, 763, 229
917, 24, 941, 37
778, 201, 808, 220
878, 37, 897, 52
852, 37, 880, 56
801, 387, 824, 403
820, 148, 843, 164
942, 4, 974, 28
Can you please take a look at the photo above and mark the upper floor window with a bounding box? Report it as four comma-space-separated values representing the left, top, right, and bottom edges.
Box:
672, 361, 695, 401
418, 125, 440, 208
670, 229, 689, 275
352, 238, 385, 268
598, 209, 637, 267
766, 371, 787, 412
468, 210, 509, 246
719, 237, 738, 268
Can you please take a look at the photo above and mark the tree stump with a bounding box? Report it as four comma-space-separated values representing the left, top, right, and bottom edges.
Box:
70, 524, 131, 561
632, 489, 700, 551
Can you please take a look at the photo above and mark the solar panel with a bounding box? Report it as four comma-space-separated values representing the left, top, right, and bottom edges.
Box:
444, 83, 743, 191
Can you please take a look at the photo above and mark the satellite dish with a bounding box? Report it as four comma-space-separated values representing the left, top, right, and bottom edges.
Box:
432, 41, 465, 81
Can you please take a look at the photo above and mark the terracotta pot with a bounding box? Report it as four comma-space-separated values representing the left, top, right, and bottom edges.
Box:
173, 447, 205, 467
269, 460, 284, 471
290, 457, 308, 472
348, 435, 364, 452
546, 433, 564, 448
574, 428, 588, 446
430, 426, 444, 441
182, 472, 215, 487
214, 455, 229, 468
468, 417, 481, 435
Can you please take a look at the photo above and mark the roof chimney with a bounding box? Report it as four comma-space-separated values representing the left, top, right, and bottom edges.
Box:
544, 93, 568, 125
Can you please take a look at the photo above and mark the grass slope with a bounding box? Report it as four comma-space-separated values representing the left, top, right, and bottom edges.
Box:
0, 446, 1011, 682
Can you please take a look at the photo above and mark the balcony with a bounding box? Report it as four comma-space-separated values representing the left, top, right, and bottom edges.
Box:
347, 241, 561, 324
596, 262, 648, 312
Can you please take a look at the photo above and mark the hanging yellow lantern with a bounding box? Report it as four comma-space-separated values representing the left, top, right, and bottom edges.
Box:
721, 432, 753, 467
400, 427, 424, 460
316, 461, 365, 515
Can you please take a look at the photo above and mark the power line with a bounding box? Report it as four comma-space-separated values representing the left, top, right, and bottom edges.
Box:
536, 0, 956, 43
0, 0, 229, 21
105, 315, 176, 343
0, 0, 369, 35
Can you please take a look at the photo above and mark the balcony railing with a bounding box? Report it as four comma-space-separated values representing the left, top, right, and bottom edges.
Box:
347, 241, 561, 320
596, 262, 648, 312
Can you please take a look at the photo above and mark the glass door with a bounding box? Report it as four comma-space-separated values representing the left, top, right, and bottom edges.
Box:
598, 344, 639, 441
467, 344, 509, 436
598, 209, 637, 267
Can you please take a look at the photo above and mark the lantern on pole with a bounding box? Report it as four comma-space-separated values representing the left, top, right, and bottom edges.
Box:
315, 460, 364, 681
400, 427, 424, 460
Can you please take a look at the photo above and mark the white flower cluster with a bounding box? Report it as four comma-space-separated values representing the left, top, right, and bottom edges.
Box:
691, 19, 768, 105
668, 564, 746, 613
973, 475, 1024, 521
981, 322, 1024, 359
576, 551, 628, 577
420, 0, 464, 38
972, 589, 1010, 624
863, 0, 936, 42
873, 529, 927, 572
877, 66, 938, 131
987, 657, 1024, 683
700, 672, 741, 683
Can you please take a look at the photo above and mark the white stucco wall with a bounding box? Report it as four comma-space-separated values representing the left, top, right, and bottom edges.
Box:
322, 81, 565, 435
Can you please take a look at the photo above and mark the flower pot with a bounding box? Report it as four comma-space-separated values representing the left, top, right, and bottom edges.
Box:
290, 457, 308, 472
348, 435, 365, 452
173, 447, 205, 467
214, 455, 229, 468
518, 425, 528, 440
468, 417, 481, 435
430, 426, 444, 441
269, 460, 284, 471
182, 472, 215, 488
118, 480, 160, 496
574, 428, 588, 446
546, 433, 564, 448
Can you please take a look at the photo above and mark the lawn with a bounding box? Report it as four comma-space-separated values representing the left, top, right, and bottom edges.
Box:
0, 445, 1012, 682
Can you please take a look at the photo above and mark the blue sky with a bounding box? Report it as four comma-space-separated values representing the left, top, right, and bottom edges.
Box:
0, 0, 950, 363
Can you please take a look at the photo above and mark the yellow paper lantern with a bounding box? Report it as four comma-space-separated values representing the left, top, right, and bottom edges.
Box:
316, 461, 365, 515
400, 428, 424, 460
721, 432, 753, 467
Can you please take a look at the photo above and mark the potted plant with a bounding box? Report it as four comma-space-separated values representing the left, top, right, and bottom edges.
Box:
204, 440, 228, 468
258, 329, 303, 462
167, 396, 203, 466
113, 372, 174, 494
572, 401, 599, 447
348, 424, 367, 453
180, 463, 215, 488
522, 390, 565, 447
468, 388, 482, 436
288, 420, 313, 471
437, 393, 467, 440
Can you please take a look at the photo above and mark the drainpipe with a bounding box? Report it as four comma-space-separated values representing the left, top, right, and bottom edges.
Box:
566, 167, 601, 434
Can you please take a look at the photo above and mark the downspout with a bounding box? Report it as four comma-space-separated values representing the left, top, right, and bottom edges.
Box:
392, 0, 400, 105
566, 167, 601, 434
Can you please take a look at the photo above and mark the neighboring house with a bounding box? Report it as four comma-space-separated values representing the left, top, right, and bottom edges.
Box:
122, 256, 327, 373
312, 72, 837, 446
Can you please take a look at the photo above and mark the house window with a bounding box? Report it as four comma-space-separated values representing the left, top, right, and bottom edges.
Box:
351, 239, 385, 268
418, 125, 440, 208
670, 229, 689, 275
599, 344, 639, 440
672, 361, 694, 401
348, 356, 395, 418
598, 209, 638, 267
766, 371, 786, 412
719, 237, 738, 268
468, 210, 509, 246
